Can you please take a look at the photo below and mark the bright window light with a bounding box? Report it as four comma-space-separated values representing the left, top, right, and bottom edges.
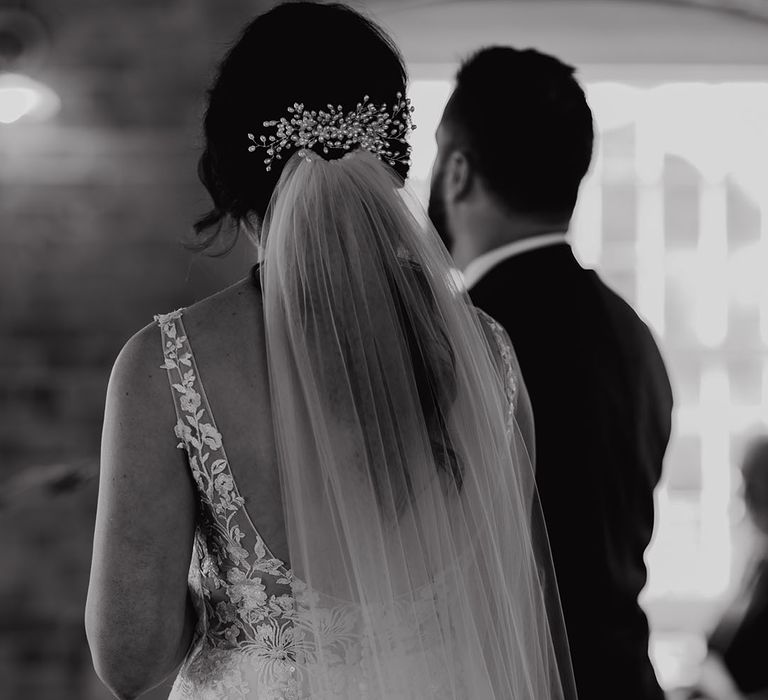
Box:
407, 78, 768, 642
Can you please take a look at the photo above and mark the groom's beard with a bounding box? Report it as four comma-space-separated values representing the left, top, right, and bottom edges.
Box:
427, 177, 453, 255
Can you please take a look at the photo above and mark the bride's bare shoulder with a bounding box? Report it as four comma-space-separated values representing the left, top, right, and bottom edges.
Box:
110, 276, 261, 404
181, 276, 262, 338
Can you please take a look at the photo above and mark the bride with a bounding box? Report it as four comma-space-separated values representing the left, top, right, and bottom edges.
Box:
85, 3, 576, 698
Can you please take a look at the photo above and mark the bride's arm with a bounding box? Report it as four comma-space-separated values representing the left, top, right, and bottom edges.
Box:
85, 323, 196, 699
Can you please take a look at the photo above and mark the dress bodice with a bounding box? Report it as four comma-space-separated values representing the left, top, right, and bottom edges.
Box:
156, 309, 298, 699
155, 304, 519, 699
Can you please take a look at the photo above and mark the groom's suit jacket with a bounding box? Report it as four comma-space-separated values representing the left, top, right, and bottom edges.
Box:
469, 242, 673, 700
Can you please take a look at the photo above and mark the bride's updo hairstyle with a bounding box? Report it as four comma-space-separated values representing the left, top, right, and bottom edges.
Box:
195, 2, 459, 499
193, 1, 410, 252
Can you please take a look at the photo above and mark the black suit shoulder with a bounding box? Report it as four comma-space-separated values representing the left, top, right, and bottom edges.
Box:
470, 246, 671, 412
591, 270, 674, 420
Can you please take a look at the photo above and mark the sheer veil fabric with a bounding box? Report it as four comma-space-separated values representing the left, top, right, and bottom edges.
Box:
259, 148, 576, 699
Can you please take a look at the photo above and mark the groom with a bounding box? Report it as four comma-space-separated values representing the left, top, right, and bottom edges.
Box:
429, 47, 673, 700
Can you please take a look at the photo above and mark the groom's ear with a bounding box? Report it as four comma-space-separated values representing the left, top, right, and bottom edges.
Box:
444, 150, 473, 203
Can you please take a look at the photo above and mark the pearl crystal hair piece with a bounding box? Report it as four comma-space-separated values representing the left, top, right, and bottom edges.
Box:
247, 93, 415, 171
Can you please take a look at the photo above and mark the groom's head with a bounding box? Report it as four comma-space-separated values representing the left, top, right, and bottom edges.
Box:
428, 47, 594, 253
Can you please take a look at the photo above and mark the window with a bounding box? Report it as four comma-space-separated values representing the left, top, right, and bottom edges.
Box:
407, 78, 768, 687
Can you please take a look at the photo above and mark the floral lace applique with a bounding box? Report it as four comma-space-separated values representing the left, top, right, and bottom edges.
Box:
155, 308, 500, 699
155, 310, 298, 699
476, 310, 518, 432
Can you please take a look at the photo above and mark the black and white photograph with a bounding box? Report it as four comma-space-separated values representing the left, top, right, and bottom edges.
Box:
2, 1, 768, 699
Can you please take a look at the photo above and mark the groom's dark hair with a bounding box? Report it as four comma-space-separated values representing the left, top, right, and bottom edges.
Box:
443, 47, 594, 221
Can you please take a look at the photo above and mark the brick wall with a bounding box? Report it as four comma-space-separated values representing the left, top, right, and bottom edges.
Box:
1, 0, 269, 695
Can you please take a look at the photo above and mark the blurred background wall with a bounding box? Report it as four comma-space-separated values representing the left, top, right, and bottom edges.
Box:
0, 2, 265, 697
2, 1, 768, 697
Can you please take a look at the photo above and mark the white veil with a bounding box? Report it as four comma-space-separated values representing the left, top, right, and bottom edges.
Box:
259, 148, 577, 700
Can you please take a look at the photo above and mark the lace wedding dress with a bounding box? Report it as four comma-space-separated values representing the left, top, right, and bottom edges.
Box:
155, 306, 520, 700
150, 147, 574, 700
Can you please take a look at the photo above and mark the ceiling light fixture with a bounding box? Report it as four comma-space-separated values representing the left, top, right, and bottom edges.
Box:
0, 6, 60, 125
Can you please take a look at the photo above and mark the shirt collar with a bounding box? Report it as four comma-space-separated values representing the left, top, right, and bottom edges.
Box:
461, 232, 569, 291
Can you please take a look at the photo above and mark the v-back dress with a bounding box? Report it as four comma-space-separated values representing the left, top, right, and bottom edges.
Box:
154, 296, 518, 700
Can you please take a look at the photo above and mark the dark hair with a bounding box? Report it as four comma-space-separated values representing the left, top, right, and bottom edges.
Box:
395, 262, 461, 496
443, 46, 594, 221
743, 436, 768, 520
192, 1, 409, 254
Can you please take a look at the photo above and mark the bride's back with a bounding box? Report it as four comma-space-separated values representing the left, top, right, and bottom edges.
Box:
85, 3, 576, 699
178, 277, 290, 564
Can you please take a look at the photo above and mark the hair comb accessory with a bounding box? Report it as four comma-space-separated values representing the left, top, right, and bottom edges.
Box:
247, 93, 415, 171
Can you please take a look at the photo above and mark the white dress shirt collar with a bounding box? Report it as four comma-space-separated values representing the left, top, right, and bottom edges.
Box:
461, 232, 569, 291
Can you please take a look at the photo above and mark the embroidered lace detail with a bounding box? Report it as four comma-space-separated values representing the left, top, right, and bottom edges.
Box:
156, 310, 298, 699
476, 310, 518, 432
155, 307, 516, 699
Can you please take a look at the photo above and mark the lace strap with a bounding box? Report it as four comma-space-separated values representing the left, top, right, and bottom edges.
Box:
155, 308, 194, 443
475, 309, 518, 431
153, 309, 290, 578
154, 309, 234, 509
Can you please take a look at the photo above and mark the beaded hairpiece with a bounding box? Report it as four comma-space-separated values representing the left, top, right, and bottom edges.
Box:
247, 93, 415, 171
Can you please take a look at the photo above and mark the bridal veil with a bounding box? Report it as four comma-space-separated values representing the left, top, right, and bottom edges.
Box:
258, 148, 576, 700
